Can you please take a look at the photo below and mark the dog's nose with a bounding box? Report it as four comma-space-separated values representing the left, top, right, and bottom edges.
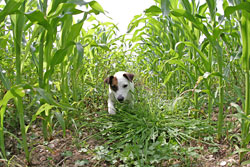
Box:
117, 95, 124, 102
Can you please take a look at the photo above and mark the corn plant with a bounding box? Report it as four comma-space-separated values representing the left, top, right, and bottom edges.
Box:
0, 0, 105, 162
224, 1, 250, 163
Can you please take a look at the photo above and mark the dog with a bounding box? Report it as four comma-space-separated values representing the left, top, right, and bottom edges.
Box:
104, 71, 134, 114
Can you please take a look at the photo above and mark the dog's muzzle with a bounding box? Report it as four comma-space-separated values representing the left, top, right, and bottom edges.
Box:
117, 95, 124, 102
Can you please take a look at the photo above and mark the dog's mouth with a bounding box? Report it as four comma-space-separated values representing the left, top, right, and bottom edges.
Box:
117, 95, 125, 103
116, 98, 130, 104
117, 99, 124, 103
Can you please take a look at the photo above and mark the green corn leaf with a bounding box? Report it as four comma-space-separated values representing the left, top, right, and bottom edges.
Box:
242, 160, 250, 165
233, 113, 250, 123
76, 42, 84, 69
67, 20, 84, 44
54, 110, 66, 137
181, 41, 210, 71
0, 0, 24, 23
222, 0, 229, 12
168, 59, 185, 69
0, 85, 26, 158
198, 3, 208, 15
180, 0, 191, 13
35, 88, 75, 110
203, 72, 223, 79
234, 148, 250, 154
206, 0, 216, 20
170, 9, 213, 41
89, 1, 104, 14
48, 3, 83, 18
145, 5, 162, 16
25, 10, 52, 31
0, 65, 11, 90
230, 102, 244, 114
68, 0, 89, 6
224, 2, 250, 18
25, 103, 55, 133
50, 41, 75, 68
161, 0, 171, 17
164, 71, 174, 84
90, 42, 110, 51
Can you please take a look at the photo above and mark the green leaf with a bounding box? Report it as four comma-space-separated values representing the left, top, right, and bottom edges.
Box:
68, 0, 89, 6
144, 5, 162, 16
35, 88, 75, 110
170, 9, 213, 42
242, 160, 250, 165
206, 0, 216, 20
26, 103, 55, 132
0, 0, 24, 23
161, 0, 171, 17
48, 0, 66, 15
230, 102, 243, 114
180, 0, 191, 13
182, 41, 209, 71
76, 42, 84, 69
0, 65, 11, 90
25, 10, 52, 31
198, 3, 208, 15
91, 42, 110, 51
48, 3, 83, 18
164, 71, 174, 84
89, 1, 104, 13
222, 0, 229, 12
49, 41, 75, 69
234, 148, 250, 154
203, 72, 223, 79
62, 151, 73, 157
54, 110, 66, 137
224, 2, 250, 18
67, 20, 84, 43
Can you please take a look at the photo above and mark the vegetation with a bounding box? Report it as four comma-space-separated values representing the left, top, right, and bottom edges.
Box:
0, 0, 250, 166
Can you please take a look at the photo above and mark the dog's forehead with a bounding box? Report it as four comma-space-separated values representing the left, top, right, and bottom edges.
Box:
114, 72, 129, 83
114, 71, 125, 77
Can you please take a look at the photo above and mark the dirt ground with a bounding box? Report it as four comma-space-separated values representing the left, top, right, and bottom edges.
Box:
2, 123, 250, 167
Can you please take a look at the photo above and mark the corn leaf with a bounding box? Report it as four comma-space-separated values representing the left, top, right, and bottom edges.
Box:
224, 2, 250, 18
0, 0, 24, 23
161, 0, 171, 17
89, 1, 104, 14
0, 66, 11, 90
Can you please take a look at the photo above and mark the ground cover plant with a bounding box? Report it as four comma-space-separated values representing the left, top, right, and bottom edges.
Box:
0, 0, 250, 166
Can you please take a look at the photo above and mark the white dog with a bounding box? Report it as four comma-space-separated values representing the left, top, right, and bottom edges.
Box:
104, 71, 134, 114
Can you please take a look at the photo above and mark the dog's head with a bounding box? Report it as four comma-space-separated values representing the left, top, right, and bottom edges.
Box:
104, 71, 134, 103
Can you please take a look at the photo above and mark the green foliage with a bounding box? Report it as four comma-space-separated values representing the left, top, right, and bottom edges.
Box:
89, 88, 215, 166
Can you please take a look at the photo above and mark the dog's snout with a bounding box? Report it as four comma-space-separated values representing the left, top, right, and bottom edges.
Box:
117, 95, 124, 102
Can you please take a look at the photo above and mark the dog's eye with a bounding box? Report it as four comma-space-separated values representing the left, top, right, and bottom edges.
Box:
123, 84, 128, 88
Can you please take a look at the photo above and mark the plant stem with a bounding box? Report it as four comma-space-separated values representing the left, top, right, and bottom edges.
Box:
14, 1, 30, 162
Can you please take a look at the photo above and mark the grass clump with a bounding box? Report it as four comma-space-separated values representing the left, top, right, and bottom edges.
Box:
90, 88, 216, 166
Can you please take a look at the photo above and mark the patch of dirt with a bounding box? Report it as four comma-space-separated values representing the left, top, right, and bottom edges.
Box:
2, 116, 250, 167
2, 125, 109, 167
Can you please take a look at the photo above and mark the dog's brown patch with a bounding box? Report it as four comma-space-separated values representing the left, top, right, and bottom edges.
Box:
110, 77, 118, 92
104, 76, 118, 92
123, 73, 134, 82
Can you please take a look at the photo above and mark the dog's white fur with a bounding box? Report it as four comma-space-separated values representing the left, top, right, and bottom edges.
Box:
104, 71, 134, 114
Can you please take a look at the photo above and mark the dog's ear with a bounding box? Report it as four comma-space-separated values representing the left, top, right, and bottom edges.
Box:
123, 73, 134, 82
104, 76, 113, 84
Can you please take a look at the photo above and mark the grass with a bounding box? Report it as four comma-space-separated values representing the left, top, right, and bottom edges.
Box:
84, 87, 217, 166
